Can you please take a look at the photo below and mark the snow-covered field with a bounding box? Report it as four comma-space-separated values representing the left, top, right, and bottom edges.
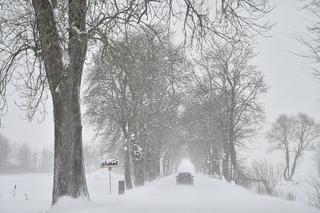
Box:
0, 170, 319, 213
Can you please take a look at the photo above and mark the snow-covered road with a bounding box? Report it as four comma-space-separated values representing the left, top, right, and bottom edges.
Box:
0, 173, 319, 213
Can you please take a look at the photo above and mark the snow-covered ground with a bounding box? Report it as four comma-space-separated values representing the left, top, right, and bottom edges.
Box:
246, 145, 318, 203
0, 171, 319, 213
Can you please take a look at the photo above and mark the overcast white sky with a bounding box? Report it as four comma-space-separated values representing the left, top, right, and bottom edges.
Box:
0, 0, 319, 149
253, 0, 320, 122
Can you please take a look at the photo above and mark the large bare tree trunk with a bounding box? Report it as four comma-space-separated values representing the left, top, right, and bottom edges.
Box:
52, 72, 89, 204
124, 144, 133, 189
32, 0, 89, 204
123, 131, 133, 189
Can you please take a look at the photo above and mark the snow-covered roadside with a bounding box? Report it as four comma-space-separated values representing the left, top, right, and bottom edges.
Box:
245, 146, 318, 205
50, 175, 320, 213
0, 173, 53, 213
0, 171, 124, 213
1, 172, 319, 213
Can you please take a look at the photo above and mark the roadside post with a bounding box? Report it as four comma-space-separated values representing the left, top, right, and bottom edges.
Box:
118, 180, 125, 195
108, 166, 112, 195
101, 159, 119, 195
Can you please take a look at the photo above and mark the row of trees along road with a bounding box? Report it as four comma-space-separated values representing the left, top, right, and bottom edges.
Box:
84, 28, 187, 188
0, 0, 272, 205
183, 42, 266, 182
85, 31, 267, 186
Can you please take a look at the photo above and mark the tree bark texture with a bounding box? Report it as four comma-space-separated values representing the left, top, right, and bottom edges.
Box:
222, 145, 230, 181
124, 145, 133, 189
133, 159, 145, 186
124, 133, 133, 189
31, 0, 89, 204
52, 74, 89, 204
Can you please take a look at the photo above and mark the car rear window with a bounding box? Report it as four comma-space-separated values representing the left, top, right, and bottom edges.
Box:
178, 173, 191, 177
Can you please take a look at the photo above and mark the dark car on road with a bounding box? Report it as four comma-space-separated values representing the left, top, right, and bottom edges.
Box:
176, 172, 194, 185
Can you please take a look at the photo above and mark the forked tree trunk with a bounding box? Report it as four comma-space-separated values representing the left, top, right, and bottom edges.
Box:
32, 0, 89, 205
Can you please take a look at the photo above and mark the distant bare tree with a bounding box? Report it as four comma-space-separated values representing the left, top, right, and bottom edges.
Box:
267, 115, 295, 181
0, 133, 10, 173
40, 147, 54, 173
17, 143, 32, 171
267, 113, 320, 181
291, 113, 320, 179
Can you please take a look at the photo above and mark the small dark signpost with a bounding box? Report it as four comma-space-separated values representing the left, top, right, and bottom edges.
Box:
101, 159, 119, 195
118, 180, 125, 195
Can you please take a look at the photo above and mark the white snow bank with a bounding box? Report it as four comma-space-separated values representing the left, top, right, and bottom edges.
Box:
0, 173, 52, 213
49, 175, 319, 213
1, 173, 319, 213
50, 197, 90, 213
